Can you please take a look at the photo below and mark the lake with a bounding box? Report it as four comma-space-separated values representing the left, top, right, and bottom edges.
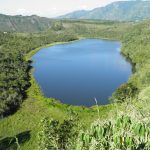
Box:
32, 39, 132, 106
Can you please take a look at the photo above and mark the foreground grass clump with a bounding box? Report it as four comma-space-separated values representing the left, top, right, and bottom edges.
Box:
38, 114, 150, 150
77, 115, 150, 150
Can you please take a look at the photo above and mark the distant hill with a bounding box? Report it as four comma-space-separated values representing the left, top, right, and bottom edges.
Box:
0, 14, 53, 32
59, 1, 150, 21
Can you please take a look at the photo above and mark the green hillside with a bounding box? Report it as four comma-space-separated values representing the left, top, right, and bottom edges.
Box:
60, 0, 150, 21
0, 14, 54, 32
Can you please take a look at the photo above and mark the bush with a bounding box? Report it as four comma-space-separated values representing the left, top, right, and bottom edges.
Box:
111, 83, 138, 103
38, 118, 79, 150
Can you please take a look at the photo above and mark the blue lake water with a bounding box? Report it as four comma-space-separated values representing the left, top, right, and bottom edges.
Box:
32, 39, 132, 106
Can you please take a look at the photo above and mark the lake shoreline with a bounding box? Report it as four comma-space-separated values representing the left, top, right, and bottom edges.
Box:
25, 37, 120, 61
29, 38, 132, 107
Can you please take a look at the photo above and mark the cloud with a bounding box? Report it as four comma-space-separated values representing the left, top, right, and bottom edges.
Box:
16, 9, 30, 15
80, 5, 88, 10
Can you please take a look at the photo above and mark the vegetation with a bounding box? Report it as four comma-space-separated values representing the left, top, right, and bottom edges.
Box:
0, 31, 77, 117
77, 115, 150, 150
110, 83, 138, 103
38, 118, 79, 150
112, 20, 150, 102
39, 115, 150, 149
0, 14, 54, 32
0, 19, 150, 149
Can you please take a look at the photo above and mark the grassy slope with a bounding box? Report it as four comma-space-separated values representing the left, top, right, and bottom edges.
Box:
0, 14, 53, 32
62, 20, 132, 40
0, 20, 150, 149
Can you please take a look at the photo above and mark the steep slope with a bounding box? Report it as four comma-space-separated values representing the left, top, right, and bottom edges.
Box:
0, 14, 53, 32
60, 1, 150, 21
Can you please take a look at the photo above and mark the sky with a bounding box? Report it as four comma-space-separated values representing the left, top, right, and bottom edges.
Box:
0, 0, 130, 18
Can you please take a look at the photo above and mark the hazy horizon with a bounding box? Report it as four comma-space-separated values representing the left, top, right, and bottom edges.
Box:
0, 0, 132, 18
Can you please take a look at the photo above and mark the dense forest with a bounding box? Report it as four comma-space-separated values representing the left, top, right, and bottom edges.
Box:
0, 19, 150, 149
0, 30, 77, 117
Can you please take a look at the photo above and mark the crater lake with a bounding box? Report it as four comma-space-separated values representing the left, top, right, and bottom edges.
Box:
32, 39, 132, 106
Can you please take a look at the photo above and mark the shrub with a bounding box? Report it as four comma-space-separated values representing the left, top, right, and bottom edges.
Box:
38, 117, 79, 150
111, 83, 138, 103
76, 115, 150, 150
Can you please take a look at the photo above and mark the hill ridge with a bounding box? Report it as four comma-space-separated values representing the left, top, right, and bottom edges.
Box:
59, 0, 150, 21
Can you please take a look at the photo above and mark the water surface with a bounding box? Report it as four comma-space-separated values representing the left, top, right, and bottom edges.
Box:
32, 39, 132, 106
